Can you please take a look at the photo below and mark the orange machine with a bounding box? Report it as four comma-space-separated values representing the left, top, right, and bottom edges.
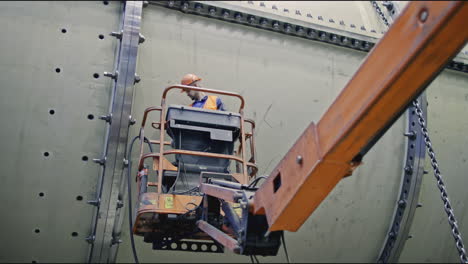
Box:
131, 0, 468, 258
132, 86, 281, 255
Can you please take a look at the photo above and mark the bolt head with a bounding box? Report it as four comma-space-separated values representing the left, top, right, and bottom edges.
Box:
296, 155, 303, 164
419, 10, 428, 22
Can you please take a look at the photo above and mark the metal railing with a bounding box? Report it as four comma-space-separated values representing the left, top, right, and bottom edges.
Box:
137, 84, 257, 194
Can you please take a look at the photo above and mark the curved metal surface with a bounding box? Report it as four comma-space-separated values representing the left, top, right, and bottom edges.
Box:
162, 84, 246, 112
0, 1, 121, 263
0, 1, 467, 263
149, 1, 468, 74
116, 4, 407, 262
398, 71, 468, 263
87, 1, 143, 262
377, 94, 427, 262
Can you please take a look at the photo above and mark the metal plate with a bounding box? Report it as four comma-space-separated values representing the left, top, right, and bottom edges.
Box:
87, 1, 144, 263
0, 1, 466, 263
0, 1, 121, 262
116, 4, 406, 262
399, 71, 468, 263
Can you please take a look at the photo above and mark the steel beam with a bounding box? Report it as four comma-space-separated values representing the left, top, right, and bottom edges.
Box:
253, 1, 468, 232
374, 2, 428, 262
87, 1, 143, 262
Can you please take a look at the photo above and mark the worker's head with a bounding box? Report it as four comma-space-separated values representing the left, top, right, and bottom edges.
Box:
180, 73, 203, 100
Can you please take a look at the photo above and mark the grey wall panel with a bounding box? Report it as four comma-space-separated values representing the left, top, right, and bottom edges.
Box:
116, 5, 406, 262
1, 1, 465, 263
0, 1, 121, 262
215, 1, 386, 37
399, 71, 468, 263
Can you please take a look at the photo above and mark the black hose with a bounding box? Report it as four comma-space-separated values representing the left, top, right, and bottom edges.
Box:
247, 176, 268, 188
127, 135, 140, 264
281, 232, 291, 263
126, 135, 154, 264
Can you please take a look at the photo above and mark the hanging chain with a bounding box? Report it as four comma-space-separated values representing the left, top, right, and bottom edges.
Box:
370, 1, 390, 27
370, 1, 468, 262
413, 100, 468, 264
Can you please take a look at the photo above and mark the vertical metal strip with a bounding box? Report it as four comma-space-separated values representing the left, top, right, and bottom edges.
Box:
372, 3, 427, 261
377, 94, 427, 262
86, 2, 125, 262
88, 1, 143, 262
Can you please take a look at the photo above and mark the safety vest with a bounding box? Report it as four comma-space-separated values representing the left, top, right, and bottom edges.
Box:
190, 95, 219, 110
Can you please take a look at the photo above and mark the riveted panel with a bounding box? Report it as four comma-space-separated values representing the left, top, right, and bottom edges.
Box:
0, 1, 121, 262
116, 4, 406, 262
1, 1, 466, 263
399, 71, 468, 263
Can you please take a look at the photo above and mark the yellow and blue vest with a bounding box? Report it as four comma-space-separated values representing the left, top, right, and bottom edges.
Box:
190, 96, 225, 111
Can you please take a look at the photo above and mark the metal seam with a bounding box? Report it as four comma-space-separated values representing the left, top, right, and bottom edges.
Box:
148, 1, 467, 74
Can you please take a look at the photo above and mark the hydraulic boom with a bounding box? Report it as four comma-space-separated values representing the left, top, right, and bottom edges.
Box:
252, 0, 468, 231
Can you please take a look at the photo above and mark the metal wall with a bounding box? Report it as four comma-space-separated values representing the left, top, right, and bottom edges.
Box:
399, 71, 468, 263
0, 1, 467, 263
0, 1, 121, 263
116, 4, 406, 263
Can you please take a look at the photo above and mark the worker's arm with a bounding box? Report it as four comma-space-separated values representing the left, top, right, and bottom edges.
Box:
217, 97, 226, 111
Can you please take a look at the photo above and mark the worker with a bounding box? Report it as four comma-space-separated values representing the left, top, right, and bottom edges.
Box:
180, 73, 226, 111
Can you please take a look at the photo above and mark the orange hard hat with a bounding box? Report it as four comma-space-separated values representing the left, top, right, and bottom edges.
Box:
180, 73, 201, 92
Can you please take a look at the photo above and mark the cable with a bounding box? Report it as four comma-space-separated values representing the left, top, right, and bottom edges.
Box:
125, 135, 154, 264
247, 176, 268, 188
169, 130, 184, 192
171, 186, 199, 195
144, 137, 154, 152
126, 135, 140, 264
281, 232, 291, 264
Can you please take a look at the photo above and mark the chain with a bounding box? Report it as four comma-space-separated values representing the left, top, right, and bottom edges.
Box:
370, 1, 390, 27
370, 1, 468, 262
413, 100, 468, 263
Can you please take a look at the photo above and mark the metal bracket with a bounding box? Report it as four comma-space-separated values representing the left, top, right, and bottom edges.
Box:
404, 131, 416, 140
110, 30, 123, 40
138, 33, 145, 44
129, 115, 136, 126
87, 198, 101, 207
85, 235, 96, 244
104, 71, 119, 80
93, 157, 106, 166
99, 113, 112, 124
111, 237, 123, 245
134, 74, 141, 84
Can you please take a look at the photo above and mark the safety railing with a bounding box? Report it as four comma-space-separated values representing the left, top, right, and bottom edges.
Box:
137, 85, 257, 194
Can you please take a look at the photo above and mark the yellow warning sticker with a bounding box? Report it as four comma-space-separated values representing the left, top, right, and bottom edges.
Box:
165, 196, 174, 209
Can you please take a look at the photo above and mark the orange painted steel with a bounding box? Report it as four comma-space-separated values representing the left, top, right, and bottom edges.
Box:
138, 152, 258, 172
133, 193, 203, 234
253, 1, 468, 232
149, 139, 172, 146
196, 220, 241, 254
161, 85, 245, 112
200, 183, 244, 204
138, 106, 162, 167
137, 85, 256, 195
